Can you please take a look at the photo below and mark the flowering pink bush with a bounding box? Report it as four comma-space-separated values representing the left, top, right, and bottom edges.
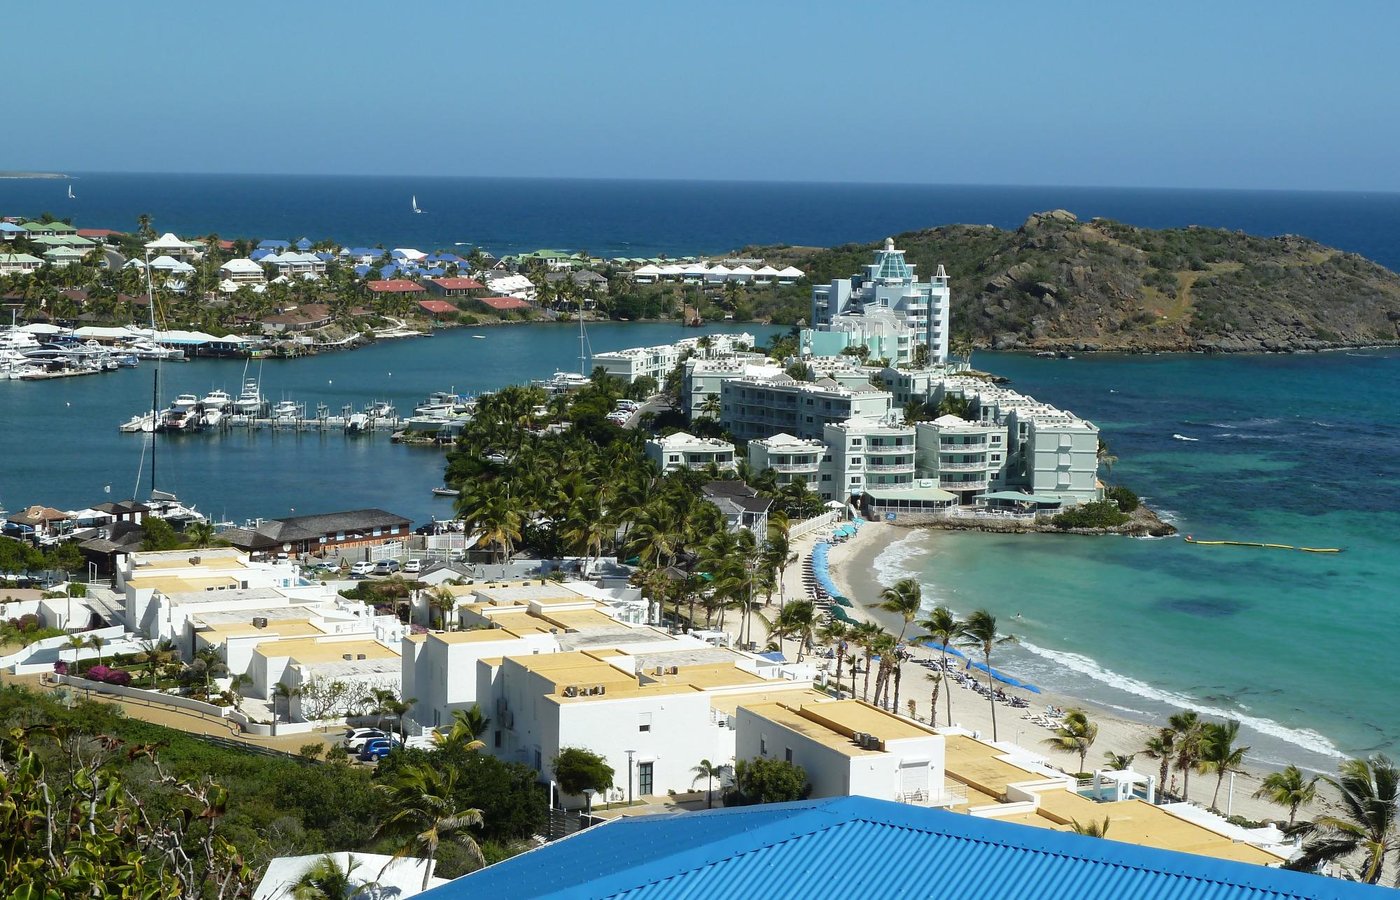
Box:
52, 660, 69, 676
85, 664, 112, 682
83, 665, 133, 687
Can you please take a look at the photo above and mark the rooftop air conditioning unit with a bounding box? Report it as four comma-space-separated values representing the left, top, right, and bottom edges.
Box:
252, 617, 268, 628
654, 666, 665, 676
356, 653, 366, 660
342, 653, 352, 661
596, 685, 606, 696
189, 556, 200, 565
852, 732, 867, 745
563, 686, 578, 697
668, 666, 679, 675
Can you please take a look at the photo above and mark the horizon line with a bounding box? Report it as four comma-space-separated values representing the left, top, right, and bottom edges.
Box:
25, 169, 1400, 198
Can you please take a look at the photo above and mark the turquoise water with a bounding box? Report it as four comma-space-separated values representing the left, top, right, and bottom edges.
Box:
873, 350, 1400, 770
0, 323, 779, 527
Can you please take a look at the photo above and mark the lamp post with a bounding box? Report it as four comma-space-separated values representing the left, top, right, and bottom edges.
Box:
625, 749, 636, 807
582, 787, 595, 821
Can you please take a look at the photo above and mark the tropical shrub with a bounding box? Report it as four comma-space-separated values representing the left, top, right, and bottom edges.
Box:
551, 747, 614, 797
1052, 500, 1130, 529
723, 757, 810, 806
1105, 485, 1140, 512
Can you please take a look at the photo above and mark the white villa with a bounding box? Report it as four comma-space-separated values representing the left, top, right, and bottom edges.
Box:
644, 432, 737, 473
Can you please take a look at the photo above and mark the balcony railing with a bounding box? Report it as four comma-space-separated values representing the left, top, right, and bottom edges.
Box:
940, 441, 988, 451
771, 462, 820, 473
938, 461, 987, 472
941, 479, 989, 491
866, 463, 915, 473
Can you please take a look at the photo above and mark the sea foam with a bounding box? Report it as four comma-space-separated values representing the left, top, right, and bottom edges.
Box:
1017, 639, 1345, 762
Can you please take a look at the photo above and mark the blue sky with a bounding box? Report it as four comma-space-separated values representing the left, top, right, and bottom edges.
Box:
8, 0, 1397, 191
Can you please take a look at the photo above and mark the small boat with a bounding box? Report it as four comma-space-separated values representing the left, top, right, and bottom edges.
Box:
1172, 434, 1199, 442
171, 393, 200, 410
67, 184, 75, 200
345, 412, 370, 433
471, 334, 486, 339
1184, 535, 1343, 553
412, 194, 424, 214
431, 486, 461, 497
272, 399, 300, 420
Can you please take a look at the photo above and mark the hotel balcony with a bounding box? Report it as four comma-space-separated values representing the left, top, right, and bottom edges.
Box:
866, 461, 915, 473
771, 462, 820, 473
938, 461, 987, 472
941, 478, 989, 491
940, 440, 988, 451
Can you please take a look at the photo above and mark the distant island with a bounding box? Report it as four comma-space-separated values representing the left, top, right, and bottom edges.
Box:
744, 210, 1400, 353
0, 172, 67, 179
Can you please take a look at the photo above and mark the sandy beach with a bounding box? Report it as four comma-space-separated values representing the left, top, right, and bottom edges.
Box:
813, 520, 1339, 825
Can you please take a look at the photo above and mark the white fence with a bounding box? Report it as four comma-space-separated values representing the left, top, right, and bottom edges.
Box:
51, 673, 233, 721
789, 510, 844, 540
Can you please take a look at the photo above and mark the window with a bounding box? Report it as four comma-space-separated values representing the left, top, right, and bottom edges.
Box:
494, 730, 502, 748
785, 748, 793, 763
638, 762, 654, 796
638, 712, 652, 733
821, 474, 832, 482
760, 736, 768, 755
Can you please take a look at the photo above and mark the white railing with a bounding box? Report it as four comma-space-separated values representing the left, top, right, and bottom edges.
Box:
941, 480, 988, 491
771, 462, 820, 473
866, 463, 914, 473
939, 461, 987, 472
788, 510, 843, 540
940, 442, 988, 451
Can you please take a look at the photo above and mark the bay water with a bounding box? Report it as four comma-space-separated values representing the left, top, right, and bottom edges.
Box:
874, 349, 1400, 769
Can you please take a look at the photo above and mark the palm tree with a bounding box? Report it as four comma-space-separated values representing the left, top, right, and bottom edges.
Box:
877, 578, 922, 641
273, 682, 301, 723
916, 606, 967, 728
959, 609, 1016, 741
1104, 752, 1136, 771
1068, 817, 1111, 838
763, 600, 817, 662
185, 521, 216, 549
1197, 719, 1249, 811
691, 758, 732, 809
818, 620, 849, 689
925, 670, 942, 725
364, 688, 418, 741
434, 705, 490, 752
1289, 755, 1400, 884
427, 587, 459, 631
1253, 765, 1318, 829
1142, 727, 1178, 801
87, 634, 106, 666
1169, 711, 1205, 803
763, 514, 797, 606
291, 854, 372, 899
849, 621, 882, 701
1043, 708, 1098, 774
228, 673, 253, 712
375, 764, 485, 891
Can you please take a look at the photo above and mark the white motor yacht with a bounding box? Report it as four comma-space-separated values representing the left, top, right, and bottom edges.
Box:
234, 379, 265, 415
201, 388, 232, 410
171, 393, 200, 410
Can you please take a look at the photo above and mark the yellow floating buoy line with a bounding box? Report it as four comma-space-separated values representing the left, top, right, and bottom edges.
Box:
1183, 536, 1343, 553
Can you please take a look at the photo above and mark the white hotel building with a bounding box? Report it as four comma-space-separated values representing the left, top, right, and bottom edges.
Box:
592, 332, 758, 384
811, 238, 951, 366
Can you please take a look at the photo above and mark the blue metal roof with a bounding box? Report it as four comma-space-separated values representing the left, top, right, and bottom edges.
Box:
256, 239, 290, 250
424, 796, 1383, 899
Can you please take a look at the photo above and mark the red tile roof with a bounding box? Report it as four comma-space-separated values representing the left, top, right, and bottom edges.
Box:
479, 295, 532, 311
367, 279, 426, 294
76, 228, 126, 238
428, 276, 484, 291
417, 299, 458, 315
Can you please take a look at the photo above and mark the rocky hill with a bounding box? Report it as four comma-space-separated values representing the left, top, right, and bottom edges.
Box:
745, 211, 1400, 352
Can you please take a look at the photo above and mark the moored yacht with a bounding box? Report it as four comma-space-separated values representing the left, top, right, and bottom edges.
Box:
201, 388, 232, 410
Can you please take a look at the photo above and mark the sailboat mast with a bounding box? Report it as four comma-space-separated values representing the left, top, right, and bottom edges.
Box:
578, 296, 587, 377
145, 248, 158, 496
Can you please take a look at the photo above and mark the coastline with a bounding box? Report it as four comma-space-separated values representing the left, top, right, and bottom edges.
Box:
821, 521, 1341, 824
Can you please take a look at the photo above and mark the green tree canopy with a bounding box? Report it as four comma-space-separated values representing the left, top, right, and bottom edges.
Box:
552, 747, 614, 796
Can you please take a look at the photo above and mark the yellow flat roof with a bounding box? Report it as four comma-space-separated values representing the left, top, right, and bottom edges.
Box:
129, 575, 242, 594
644, 663, 771, 690
430, 629, 526, 645
489, 613, 558, 636
710, 688, 828, 717
542, 609, 620, 630
942, 735, 1281, 865
740, 700, 880, 757
507, 651, 635, 688
254, 638, 398, 664
545, 682, 698, 704
796, 699, 937, 742
200, 619, 325, 640
132, 552, 249, 572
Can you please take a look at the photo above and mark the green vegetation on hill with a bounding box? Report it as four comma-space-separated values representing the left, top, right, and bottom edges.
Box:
740, 210, 1400, 351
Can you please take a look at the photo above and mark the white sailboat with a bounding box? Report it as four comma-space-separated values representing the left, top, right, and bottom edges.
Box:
412, 194, 423, 214
67, 184, 75, 200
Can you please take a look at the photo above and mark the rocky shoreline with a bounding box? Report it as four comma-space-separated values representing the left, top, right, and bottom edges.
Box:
907, 504, 1177, 538
986, 336, 1400, 355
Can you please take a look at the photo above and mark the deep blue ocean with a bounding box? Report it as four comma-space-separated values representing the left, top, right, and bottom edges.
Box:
2, 174, 1398, 769
3, 174, 1400, 270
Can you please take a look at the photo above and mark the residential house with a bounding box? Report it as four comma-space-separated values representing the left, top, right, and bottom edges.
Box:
700, 480, 772, 533
0, 253, 43, 275
218, 508, 412, 557
366, 279, 427, 297
425, 276, 485, 297
644, 432, 737, 473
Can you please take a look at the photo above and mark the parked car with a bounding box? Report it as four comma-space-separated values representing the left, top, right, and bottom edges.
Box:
357, 738, 396, 762
402, 558, 423, 574
343, 727, 392, 751
349, 561, 376, 578
373, 559, 401, 576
